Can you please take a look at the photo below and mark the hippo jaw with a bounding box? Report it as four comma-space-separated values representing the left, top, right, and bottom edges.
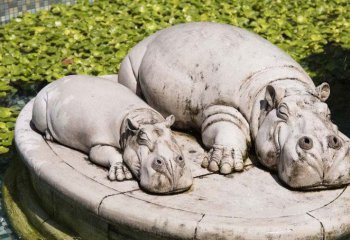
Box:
139, 144, 193, 194
122, 115, 193, 194
278, 134, 350, 190
256, 82, 350, 190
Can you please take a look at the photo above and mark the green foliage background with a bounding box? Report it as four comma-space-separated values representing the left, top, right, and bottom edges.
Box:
0, 0, 349, 156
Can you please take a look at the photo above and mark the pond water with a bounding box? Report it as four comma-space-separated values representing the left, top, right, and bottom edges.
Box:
0, 164, 18, 239
0, 95, 30, 239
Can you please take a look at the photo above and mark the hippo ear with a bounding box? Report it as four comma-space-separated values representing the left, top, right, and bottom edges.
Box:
316, 82, 330, 102
126, 118, 140, 131
165, 115, 176, 128
265, 85, 286, 110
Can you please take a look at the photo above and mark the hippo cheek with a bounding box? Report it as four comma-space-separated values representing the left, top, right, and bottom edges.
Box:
277, 144, 323, 189
139, 171, 173, 194
323, 150, 350, 187
255, 133, 279, 169
172, 165, 193, 193
139, 160, 193, 194
141, 168, 192, 194
278, 161, 323, 189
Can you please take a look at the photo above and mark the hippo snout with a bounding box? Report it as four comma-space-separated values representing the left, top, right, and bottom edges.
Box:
327, 135, 342, 149
139, 155, 193, 194
279, 135, 350, 189
323, 142, 350, 186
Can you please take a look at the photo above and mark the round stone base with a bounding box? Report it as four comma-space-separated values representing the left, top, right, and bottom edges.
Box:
2, 157, 76, 240
9, 100, 350, 240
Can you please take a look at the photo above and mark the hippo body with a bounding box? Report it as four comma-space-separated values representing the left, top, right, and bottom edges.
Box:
119, 22, 350, 189
32, 75, 192, 193
33, 75, 149, 152
120, 22, 313, 130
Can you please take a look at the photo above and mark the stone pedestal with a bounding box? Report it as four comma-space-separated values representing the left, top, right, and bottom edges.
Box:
7, 100, 350, 239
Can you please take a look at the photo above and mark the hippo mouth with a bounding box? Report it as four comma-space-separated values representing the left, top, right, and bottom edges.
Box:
273, 122, 283, 159
140, 177, 192, 195
290, 180, 350, 191
279, 165, 350, 191
283, 146, 350, 191
152, 185, 192, 195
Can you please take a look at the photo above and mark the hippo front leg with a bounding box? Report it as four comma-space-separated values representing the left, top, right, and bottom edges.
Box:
89, 145, 133, 181
200, 106, 251, 174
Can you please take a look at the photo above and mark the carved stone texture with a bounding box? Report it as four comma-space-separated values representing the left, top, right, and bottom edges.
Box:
30, 75, 193, 194
119, 22, 350, 190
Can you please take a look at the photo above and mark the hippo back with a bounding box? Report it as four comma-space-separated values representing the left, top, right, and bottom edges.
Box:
121, 22, 314, 128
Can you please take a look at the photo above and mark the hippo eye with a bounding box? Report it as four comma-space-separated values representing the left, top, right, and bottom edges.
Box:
328, 135, 342, 149
277, 103, 289, 120
154, 128, 164, 136
138, 131, 149, 141
137, 131, 151, 147
298, 136, 313, 150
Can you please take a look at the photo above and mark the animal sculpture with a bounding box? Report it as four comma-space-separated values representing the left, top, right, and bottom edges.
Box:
119, 22, 350, 189
32, 75, 193, 193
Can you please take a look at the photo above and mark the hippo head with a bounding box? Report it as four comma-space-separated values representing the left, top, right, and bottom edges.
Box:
256, 82, 350, 189
122, 115, 193, 194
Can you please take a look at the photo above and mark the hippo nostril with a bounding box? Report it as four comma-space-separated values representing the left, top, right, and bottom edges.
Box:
298, 136, 313, 150
156, 159, 162, 165
151, 158, 167, 173
328, 135, 342, 149
175, 155, 185, 167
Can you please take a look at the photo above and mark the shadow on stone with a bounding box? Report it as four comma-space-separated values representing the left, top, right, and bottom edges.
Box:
301, 44, 350, 136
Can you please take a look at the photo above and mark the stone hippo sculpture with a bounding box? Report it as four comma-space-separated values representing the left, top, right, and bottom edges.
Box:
31, 75, 193, 194
118, 22, 350, 189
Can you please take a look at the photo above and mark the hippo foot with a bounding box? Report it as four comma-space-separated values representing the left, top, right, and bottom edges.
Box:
201, 144, 244, 174
108, 162, 133, 181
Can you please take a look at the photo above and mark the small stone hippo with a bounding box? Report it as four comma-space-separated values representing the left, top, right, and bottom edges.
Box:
118, 22, 350, 189
31, 75, 193, 194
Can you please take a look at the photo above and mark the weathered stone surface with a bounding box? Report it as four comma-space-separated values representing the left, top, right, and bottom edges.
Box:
196, 214, 323, 240
126, 167, 343, 218
46, 141, 140, 193
99, 194, 203, 239
309, 187, 350, 239
13, 100, 350, 239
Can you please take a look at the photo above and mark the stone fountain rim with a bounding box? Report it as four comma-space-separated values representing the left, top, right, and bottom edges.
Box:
12, 99, 350, 239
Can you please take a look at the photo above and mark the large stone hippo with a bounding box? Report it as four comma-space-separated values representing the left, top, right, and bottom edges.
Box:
118, 22, 350, 189
31, 75, 193, 194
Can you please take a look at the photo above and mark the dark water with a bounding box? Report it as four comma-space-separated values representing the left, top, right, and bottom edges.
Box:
327, 83, 350, 136
0, 156, 18, 239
